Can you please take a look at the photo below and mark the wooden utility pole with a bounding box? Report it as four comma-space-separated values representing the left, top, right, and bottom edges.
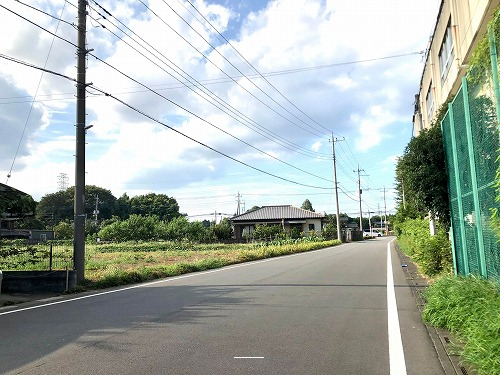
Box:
354, 165, 364, 231
383, 186, 388, 235
74, 0, 87, 283
330, 135, 343, 241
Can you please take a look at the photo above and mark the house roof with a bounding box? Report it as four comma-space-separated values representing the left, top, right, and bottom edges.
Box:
0, 183, 29, 196
231, 205, 325, 222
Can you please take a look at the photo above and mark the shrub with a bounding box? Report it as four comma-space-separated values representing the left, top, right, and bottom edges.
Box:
54, 221, 73, 239
251, 224, 285, 241
396, 217, 452, 276
322, 223, 337, 240
98, 214, 161, 242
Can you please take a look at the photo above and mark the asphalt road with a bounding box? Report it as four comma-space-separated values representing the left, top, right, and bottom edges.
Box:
0, 238, 445, 375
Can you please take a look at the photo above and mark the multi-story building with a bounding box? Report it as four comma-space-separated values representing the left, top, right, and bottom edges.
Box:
411, 0, 500, 281
413, 0, 500, 135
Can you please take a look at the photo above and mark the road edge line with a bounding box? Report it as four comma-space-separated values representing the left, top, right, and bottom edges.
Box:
387, 239, 408, 375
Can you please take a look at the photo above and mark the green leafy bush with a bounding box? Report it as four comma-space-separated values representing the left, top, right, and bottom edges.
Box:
251, 224, 286, 241
98, 214, 161, 242
396, 218, 452, 276
54, 221, 73, 239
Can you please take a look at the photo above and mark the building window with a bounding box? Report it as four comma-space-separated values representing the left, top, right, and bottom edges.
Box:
308, 224, 315, 231
426, 82, 434, 123
439, 20, 454, 83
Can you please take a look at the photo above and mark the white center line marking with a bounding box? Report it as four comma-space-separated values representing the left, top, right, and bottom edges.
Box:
387, 239, 407, 375
234, 357, 264, 359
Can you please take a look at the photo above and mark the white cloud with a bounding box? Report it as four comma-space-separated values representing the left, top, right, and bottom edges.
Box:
0, 0, 440, 217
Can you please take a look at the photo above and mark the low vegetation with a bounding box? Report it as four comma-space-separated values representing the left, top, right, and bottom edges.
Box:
1, 238, 342, 290
423, 276, 500, 375
395, 217, 452, 277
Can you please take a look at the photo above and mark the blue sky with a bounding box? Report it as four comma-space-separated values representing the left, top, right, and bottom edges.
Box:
0, 0, 440, 221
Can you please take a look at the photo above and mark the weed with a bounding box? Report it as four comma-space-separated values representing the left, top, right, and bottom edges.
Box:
423, 276, 500, 374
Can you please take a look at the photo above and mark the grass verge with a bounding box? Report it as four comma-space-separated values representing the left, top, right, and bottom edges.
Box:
422, 275, 500, 375
79, 239, 342, 290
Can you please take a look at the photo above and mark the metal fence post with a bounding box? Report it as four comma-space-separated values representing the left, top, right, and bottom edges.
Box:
462, 76, 488, 278
49, 243, 53, 271
488, 25, 500, 129
446, 102, 469, 275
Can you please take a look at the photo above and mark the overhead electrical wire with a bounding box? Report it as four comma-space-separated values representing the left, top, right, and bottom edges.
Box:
4, 0, 67, 184
2, 2, 331, 178
88, 83, 334, 190
0, 50, 426, 104
2, 2, 409, 203
136, 0, 329, 140
180, 0, 335, 137
0, 51, 334, 191
10, 0, 73, 26
87, 50, 334, 183
88, 1, 330, 160
0, 4, 77, 49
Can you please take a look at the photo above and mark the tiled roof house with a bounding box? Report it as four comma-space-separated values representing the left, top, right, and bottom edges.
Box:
230, 205, 326, 240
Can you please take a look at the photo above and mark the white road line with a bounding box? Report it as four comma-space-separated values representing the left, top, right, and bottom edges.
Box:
387, 239, 407, 375
234, 357, 265, 359
0, 243, 348, 316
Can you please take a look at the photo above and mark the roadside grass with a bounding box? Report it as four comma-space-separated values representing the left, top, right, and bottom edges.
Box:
422, 275, 500, 375
79, 239, 342, 289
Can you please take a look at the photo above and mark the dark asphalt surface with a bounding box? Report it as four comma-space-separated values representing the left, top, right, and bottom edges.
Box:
0, 238, 446, 374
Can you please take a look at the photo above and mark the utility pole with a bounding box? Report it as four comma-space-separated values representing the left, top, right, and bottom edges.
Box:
74, 0, 88, 283
57, 172, 69, 191
378, 203, 382, 230
236, 192, 242, 215
367, 211, 375, 234
354, 165, 364, 231
383, 186, 388, 235
93, 194, 99, 226
330, 135, 344, 241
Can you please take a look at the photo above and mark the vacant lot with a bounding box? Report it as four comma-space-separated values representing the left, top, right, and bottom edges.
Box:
1, 239, 342, 289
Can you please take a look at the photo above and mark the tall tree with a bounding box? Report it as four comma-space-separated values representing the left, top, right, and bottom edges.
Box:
395, 124, 450, 227
114, 193, 131, 220
129, 193, 181, 221
301, 199, 315, 212
36, 185, 117, 223
36, 190, 73, 223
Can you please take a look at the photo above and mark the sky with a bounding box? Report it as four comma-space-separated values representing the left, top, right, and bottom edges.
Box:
0, 0, 441, 222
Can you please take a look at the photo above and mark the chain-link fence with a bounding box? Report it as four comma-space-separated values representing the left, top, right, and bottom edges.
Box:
441, 28, 500, 281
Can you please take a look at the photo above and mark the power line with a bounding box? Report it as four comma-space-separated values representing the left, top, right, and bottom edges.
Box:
136, 0, 329, 140
0, 4, 77, 48
10, 0, 73, 26
5, 1, 67, 184
87, 1, 331, 159
180, 0, 335, 136
0, 53, 334, 190
89, 83, 335, 191
0, 53, 76, 82
87, 50, 333, 183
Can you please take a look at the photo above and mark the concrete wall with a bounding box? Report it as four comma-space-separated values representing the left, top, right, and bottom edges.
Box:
1, 270, 77, 294
414, 0, 500, 135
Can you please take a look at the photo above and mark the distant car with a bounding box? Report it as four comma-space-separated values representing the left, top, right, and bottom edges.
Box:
363, 231, 382, 237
